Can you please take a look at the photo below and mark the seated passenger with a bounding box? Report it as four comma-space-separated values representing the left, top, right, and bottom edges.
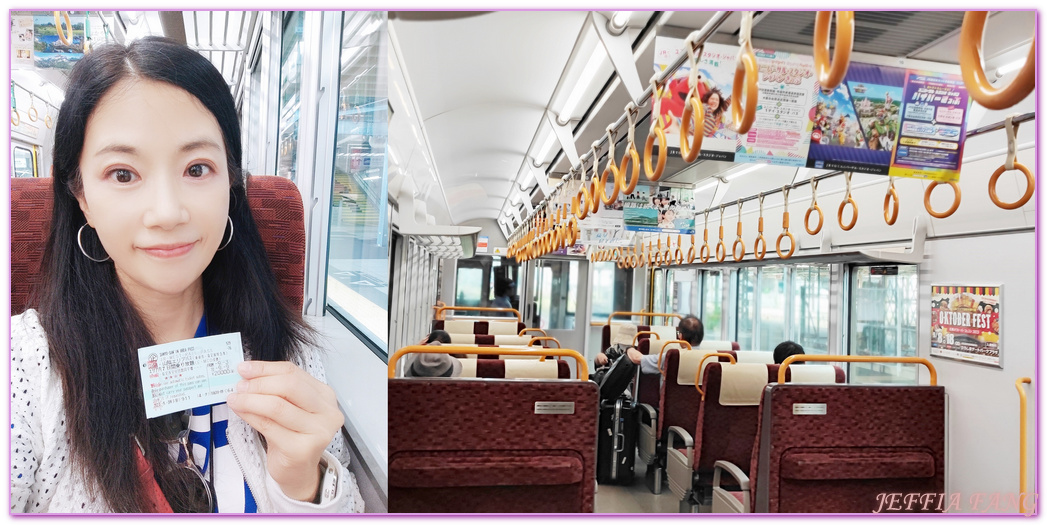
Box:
404, 341, 463, 378
773, 340, 805, 364
492, 277, 516, 316
420, 330, 452, 345
595, 315, 704, 375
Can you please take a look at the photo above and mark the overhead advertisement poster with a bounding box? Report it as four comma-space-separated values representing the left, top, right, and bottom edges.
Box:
12, 16, 34, 67
889, 71, 970, 182
654, 38, 820, 167
930, 285, 1001, 367
622, 186, 696, 234
34, 13, 85, 70
654, 38, 741, 162
807, 62, 906, 174
732, 48, 817, 167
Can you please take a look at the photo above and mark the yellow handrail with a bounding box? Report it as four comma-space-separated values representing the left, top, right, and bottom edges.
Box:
527, 336, 561, 349
388, 345, 588, 381
656, 339, 693, 377
1016, 377, 1032, 514
518, 328, 548, 337
778, 355, 937, 385
632, 331, 660, 347
606, 310, 682, 326
435, 305, 522, 322
695, 352, 737, 397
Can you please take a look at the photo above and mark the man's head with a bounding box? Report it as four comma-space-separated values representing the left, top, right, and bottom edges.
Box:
494, 277, 515, 298
773, 341, 805, 365
677, 315, 704, 346
426, 330, 452, 344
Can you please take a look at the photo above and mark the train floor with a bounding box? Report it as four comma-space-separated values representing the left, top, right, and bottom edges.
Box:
595, 453, 680, 513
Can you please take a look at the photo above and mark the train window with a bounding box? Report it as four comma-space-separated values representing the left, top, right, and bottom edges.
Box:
455, 266, 484, 307
667, 270, 698, 317
12, 146, 35, 178
323, 11, 389, 350
276, 11, 304, 182
533, 259, 579, 330
849, 265, 920, 384
790, 264, 831, 354
701, 270, 724, 340
652, 269, 666, 313
590, 261, 633, 323
735, 267, 757, 350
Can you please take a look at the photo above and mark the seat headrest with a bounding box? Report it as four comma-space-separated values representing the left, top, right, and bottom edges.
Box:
443, 320, 477, 334
734, 350, 774, 364
719, 364, 771, 406
697, 340, 735, 352
504, 359, 560, 379
449, 333, 477, 344
788, 364, 839, 384
675, 349, 718, 386
458, 358, 478, 378
647, 325, 681, 354
487, 322, 519, 335
492, 335, 531, 346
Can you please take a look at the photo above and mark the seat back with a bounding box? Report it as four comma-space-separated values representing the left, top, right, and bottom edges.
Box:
435, 319, 527, 336
657, 348, 733, 440
388, 379, 598, 513
695, 364, 846, 477
457, 358, 571, 379
750, 383, 945, 513
11, 176, 306, 314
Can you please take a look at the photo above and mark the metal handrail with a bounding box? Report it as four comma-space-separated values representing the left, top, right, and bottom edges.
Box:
388, 345, 588, 380
778, 355, 937, 385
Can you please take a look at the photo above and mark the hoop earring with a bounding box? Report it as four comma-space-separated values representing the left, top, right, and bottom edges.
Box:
77, 223, 111, 262
217, 217, 234, 251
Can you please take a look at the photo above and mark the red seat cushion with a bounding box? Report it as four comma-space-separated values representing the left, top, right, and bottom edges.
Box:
781, 449, 935, 481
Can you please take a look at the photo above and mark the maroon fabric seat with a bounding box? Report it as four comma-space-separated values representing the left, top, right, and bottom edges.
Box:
658, 349, 738, 441
749, 384, 946, 513
388, 379, 598, 513
11, 176, 306, 314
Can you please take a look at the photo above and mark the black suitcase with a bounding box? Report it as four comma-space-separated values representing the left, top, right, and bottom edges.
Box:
596, 396, 638, 485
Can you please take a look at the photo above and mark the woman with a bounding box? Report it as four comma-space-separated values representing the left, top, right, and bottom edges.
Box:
10, 37, 362, 513
701, 87, 730, 137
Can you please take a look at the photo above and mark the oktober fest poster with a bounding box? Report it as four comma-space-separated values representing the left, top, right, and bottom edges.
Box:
930, 285, 1001, 367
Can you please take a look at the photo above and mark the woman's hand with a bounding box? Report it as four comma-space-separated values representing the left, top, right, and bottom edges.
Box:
227, 360, 344, 502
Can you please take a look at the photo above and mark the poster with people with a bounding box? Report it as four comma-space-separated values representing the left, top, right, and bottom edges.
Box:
12, 16, 35, 67
653, 38, 740, 162
890, 71, 969, 182
34, 13, 85, 69
807, 62, 906, 174
930, 285, 1001, 367
622, 185, 696, 234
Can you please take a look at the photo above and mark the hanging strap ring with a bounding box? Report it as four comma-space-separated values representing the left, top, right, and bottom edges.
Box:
924, 181, 962, 219
715, 207, 727, 263
620, 103, 641, 195
601, 131, 621, 204
804, 180, 823, 235
958, 11, 1036, 111
679, 39, 706, 163
753, 193, 766, 260
988, 116, 1035, 210
731, 15, 759, 136
11, 109, 19, 127
837, 173, 858, 231
644, 76, 669, 181
884, 177, 899, 225
573, 185, 590, 220
54, 11, 73, 46
813, 12, 855, 92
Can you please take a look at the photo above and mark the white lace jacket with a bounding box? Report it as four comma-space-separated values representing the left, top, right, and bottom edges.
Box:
10, 309, 365, 513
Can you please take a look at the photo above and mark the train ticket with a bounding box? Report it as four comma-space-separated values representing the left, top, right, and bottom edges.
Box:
138, 333, 245, 419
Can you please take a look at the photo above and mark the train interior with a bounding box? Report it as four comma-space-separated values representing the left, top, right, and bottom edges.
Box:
10, 11, 390, 512
386, 11, 1037, 513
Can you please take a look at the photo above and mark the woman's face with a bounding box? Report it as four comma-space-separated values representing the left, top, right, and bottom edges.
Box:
76, 79, 231, 301
706, 93, 720, 109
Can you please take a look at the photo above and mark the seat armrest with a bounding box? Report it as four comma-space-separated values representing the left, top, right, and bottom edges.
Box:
638, 403, 657, 427
667, 426, 693, 452
712, 460, 750, 513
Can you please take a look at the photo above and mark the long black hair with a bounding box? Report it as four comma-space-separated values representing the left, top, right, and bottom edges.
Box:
35, 36, 313, 513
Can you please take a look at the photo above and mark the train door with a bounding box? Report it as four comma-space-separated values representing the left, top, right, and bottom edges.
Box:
11, 140, 37, 178
847, 264, 921, 383
531, 257, 584, 352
